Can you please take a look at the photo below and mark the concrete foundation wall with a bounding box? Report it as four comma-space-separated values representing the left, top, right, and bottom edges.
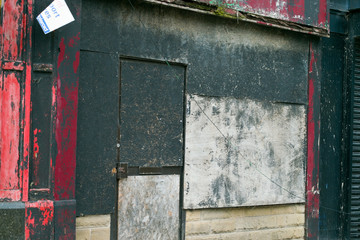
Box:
185, 204, 305, 240
76, 204, 304, 239
76, 215, 111, 240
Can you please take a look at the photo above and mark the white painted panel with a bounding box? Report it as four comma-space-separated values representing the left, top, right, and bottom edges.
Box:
184, 94, 306, 209
118, 175, 180, 240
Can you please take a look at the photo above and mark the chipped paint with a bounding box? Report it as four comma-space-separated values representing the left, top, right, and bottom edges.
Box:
73, 51, 80, 74
22, 0, 33, 202
306, 41, 321, 239
318, 0, 327, 27
54, 202, 76, 240
25, 201, 54, 239
147, 0, 328, 36
184, 94, 306, 209
3, 0, 22, 60
0, 0, 31, 203
54, 82, 78, 200
54, 33, 80, 200
32, 128, 40, 186
0, 73, 20, 191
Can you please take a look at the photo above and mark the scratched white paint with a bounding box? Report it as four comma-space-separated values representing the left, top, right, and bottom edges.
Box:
184, 94, 306, 209
118, 175, 180, 239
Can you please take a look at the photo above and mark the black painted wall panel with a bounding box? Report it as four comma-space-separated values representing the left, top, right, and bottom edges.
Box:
119, 59, 185, 167
81, 0, 309, 104
319, 33, 345, 239
78, 0, 311, 216
76, 51, 119, 215
29, 72, 52, 190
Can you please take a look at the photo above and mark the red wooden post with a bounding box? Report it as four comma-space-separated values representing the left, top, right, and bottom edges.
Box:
0, 0, 81, 238
0, 0, 31, 202
306, 40, 321, 239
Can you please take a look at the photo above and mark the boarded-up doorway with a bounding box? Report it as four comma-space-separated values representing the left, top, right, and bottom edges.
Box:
117, 59, 185, 239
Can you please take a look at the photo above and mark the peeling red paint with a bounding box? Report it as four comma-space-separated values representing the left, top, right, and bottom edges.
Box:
32, 128, 40, 185
306, 42, 320, 238
73, 51, 80, 74
25, 201, 54, 239
288, 0, 304, 22
0, 73, 20, 190
193, 0, 327, 35
57, 38, 66, 69
2, 61, 24, 71
3, 0, 22, 60
56, 207, 76, 240
0, 190, 21, 200
22, 47, 32, 203
318, 0, 327, 26
307, 78, 319, 214
54, 82, 78, 200
54, 34, 80, 200
68, 32, 80, 48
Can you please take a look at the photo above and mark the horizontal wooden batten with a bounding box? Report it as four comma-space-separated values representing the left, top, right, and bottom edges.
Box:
2, 61, 25, 71
32, 63, 53, 73
0, 190, 22, 201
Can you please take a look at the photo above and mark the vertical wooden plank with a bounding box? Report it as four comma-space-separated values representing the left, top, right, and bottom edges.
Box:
22, 0, 33, 203
306, 39, 321, 239
53, 0, 81, 201
2, 0, 23, 61
0, 72, 20, 191
52, 0, 81, 239
0, 0, 31, 202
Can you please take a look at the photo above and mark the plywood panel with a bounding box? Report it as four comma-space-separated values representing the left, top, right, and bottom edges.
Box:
184, 95, 306, 209
118, 175, 180, 240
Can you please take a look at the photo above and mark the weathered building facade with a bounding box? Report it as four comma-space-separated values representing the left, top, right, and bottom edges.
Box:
0, 0, 359, 239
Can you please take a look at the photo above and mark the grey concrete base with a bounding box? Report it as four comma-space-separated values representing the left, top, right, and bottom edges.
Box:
0, 202, 25, 240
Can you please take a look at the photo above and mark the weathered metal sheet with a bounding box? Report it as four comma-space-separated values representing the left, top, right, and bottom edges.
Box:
120, 59, 185, 167
118, 175, 180, 240
184, 95, 306, 209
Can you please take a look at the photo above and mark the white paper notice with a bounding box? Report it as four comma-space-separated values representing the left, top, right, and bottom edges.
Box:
36, 0, 75, 34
